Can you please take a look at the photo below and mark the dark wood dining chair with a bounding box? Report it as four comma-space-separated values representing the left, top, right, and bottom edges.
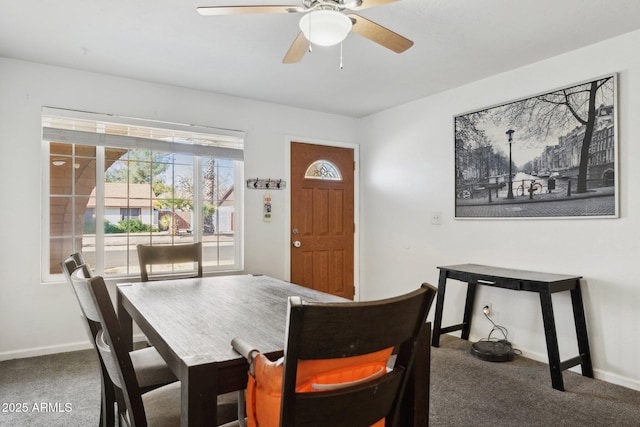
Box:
136, 242, 202, 282
69, 267, 239, 426
61, 255, 177, 426
226, 283, 437, 427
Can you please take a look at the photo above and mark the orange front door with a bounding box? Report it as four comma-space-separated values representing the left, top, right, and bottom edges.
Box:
290, 142, 354, 300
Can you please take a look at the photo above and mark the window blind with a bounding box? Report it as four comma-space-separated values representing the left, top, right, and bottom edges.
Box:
42, 107, 245, 160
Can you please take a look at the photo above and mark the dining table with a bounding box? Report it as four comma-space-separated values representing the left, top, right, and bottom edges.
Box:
117, 274, 431, 427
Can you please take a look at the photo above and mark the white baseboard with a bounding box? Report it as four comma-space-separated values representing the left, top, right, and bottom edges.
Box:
0, 334, 148, 362
591, 368, 640, 392
0, 341, 93, 361
518, 348, 640, 391
464, 333, 640, 392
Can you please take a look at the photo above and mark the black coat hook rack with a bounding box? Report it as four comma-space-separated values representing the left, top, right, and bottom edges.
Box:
246, 178, 286, 190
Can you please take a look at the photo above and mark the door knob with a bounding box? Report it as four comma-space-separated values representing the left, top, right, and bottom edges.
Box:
292, 240, 301, 248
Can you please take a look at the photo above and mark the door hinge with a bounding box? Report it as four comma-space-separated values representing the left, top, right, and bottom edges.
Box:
353, 161, 356, 171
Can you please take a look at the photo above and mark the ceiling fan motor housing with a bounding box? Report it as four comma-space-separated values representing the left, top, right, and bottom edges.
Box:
303, 0, 363, 11
299, 10, 353, 46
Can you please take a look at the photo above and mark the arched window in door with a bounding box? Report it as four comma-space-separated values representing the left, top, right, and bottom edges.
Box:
304, 160, 342, 181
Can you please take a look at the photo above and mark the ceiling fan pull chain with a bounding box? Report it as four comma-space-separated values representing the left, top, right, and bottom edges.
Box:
339, 42, 344, 70
308, 12, 313, 52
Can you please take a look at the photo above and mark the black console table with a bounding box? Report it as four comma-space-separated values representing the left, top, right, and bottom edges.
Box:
431, 263, 593, 391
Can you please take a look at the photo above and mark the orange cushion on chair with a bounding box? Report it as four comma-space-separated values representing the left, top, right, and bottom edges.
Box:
246, 348, 392, 427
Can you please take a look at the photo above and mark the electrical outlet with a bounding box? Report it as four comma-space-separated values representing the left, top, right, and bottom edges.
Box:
430, 211, 442, 225
482, 303, 492, 316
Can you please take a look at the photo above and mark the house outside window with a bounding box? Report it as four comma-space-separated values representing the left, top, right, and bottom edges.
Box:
42, 108, 245, 281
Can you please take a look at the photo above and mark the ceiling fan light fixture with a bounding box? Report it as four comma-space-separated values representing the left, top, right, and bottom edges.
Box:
299, 10, 352, 46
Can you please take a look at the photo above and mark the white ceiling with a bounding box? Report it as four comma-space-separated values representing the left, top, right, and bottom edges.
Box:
2, 0, 640, 118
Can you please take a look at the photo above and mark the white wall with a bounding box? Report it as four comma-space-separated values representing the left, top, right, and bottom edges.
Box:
0, 57, 358, 358
358, 30, 640, 391
2, 29, 639, 392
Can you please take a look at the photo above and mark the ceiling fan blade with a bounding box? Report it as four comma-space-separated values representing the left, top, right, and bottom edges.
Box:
347, 14, 413, 53
348, 0, 400, 11
283, 32, 309, 64
197, 5, 304, 16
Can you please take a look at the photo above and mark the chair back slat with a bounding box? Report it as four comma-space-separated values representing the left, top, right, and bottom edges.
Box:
95, 329, 123, 389
61, 255, 101, 322
293, 369, 404, 427
293, 289, 430, 360
69, 265, 101, 322
280, 283, 437, 427
137, 242, 202, 282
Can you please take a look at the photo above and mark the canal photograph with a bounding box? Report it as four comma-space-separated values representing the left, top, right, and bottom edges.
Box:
454, 74, 618, 219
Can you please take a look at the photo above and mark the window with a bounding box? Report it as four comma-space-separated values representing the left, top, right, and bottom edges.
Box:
42, 108, 245, 281
120, 208, 141, 221
304, 160, 342, 180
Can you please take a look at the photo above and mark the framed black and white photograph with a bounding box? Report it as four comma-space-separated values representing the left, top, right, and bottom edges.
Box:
454, 74, 618, 219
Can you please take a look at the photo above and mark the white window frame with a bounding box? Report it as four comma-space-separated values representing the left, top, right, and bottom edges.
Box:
41, 107, 245, 282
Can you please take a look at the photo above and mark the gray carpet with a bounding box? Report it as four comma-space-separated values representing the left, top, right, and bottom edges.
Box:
0, 349, 99, 427
430, 336, 640, 426
1, 335, 639, 426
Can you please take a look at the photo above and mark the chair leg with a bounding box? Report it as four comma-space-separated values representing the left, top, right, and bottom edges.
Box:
237, 390, 247, 427
115, 387, 128, 427
100, 373, 116, 427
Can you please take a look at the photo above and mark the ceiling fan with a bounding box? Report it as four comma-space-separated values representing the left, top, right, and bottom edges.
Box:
197, 0, 413, 64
